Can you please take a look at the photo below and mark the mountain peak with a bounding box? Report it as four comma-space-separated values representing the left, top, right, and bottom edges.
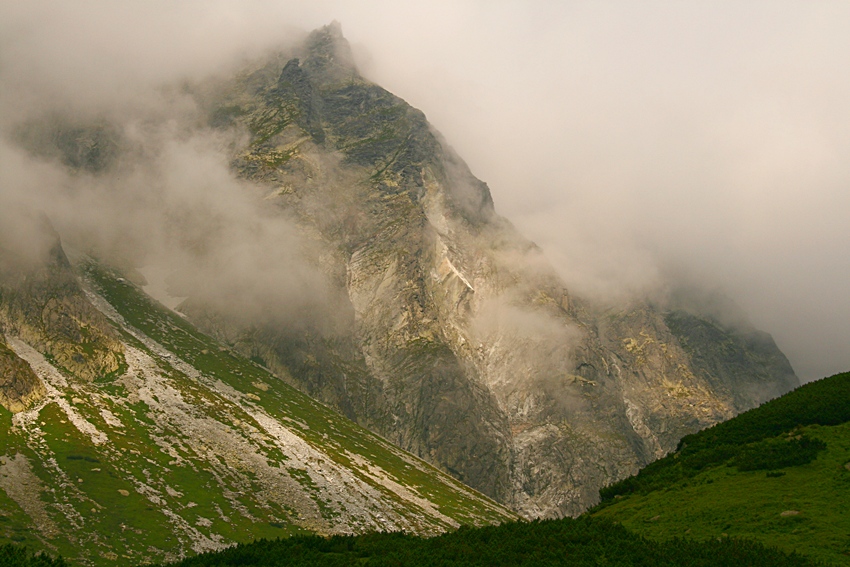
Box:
301, 21, 358, 83
326, 19, 344, 37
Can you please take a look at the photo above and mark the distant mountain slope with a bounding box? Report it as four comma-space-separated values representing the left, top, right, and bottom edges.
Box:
593, 371, 850, 565
0, 243, 514, 566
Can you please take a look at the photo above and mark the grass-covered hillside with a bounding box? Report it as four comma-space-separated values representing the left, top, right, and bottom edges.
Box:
593, 371, 850, 565
0, 260, 513, 566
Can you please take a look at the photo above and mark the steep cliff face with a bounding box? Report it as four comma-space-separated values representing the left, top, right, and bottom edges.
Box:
662, 310, 798, 409
179, 23, 799, 517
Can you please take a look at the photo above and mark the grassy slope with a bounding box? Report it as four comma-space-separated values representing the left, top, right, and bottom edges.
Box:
0, 262, 513, 566
82, 262, 512, 526
593, 372, 850, 565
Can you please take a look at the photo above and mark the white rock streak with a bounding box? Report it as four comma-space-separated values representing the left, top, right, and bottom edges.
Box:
8, 338, 108, 446
84, 287, 467, 535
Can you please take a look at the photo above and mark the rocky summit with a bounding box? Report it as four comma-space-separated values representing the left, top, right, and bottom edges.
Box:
0, 24, 798, 560
182, 23, 798, 518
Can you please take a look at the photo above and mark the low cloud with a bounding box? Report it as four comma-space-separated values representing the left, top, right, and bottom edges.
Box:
0, 122, 338, 333
2, 1, 848, 381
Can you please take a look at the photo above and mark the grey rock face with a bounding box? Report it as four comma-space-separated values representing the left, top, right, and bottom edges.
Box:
180, 23, 800, 517
14, 118, 121, 173
663, 310, 798, 408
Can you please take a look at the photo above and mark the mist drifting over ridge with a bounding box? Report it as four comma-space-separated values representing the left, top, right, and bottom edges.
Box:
2, 1, 849, 382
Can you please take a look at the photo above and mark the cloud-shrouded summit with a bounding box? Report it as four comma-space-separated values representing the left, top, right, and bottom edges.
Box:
2, 0, 848, 385
0, 0, 818, 522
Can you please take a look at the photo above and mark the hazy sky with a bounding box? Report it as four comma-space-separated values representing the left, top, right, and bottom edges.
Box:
2, 1, 849, 382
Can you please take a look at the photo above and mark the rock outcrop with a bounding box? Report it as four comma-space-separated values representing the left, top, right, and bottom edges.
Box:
0, 224, 125, 382
0, 334, 45, 413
